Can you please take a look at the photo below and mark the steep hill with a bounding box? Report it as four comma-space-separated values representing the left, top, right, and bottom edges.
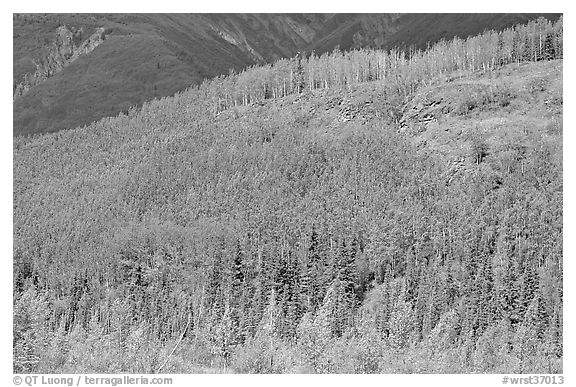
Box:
12, 13, 330, 136
13, 18, 562, 373
13, 13, 560, 136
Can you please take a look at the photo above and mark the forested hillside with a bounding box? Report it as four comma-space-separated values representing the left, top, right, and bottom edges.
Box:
13, 13, 560, 136
13, 17, 563, 373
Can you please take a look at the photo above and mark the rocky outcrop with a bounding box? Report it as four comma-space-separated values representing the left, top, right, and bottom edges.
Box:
399, 92, 449, 134
338, 100, 377, 123
14, 25, 105, 99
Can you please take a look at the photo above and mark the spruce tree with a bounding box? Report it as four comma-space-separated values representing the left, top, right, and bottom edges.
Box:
206, 247, 224, 319
337, 237, 358, 302
511, 30, 521, 64
293, 52, 306, 94
496, 33, 505, 66
477, 257, 496, 335
283, 250, 301, 339
543, 32, 556, 61
315, 279, 339, 339
522, 35, 533, 62
212, 304, 235, 366
302, 227, 322, 313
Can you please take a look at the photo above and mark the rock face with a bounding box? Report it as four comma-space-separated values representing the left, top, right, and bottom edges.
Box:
399, 91, 447, 134
13, 25, 105, 99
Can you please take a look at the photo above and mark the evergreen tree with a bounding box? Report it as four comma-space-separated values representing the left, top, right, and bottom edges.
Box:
522, 34, 533, 62
511, 29, 521, 64
496, 33, 506, 66
534, 291, 549, 340
232, 239, 245, 291
315, 279, 339, 339
545, 309, 562, 358
293, 52, 306, 94
206, 244, 225, 319
212, 304, 235, 366
520, 261, 539, 322
228, 238, 245, 340
315, 276, 353, 338
283, 250, 301, 339
543, 32, 556, 61
337, 237, 359, 302
477, 257, 496, 335
302, 227, 323, 313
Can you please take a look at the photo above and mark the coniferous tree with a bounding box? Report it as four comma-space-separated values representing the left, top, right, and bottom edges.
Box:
522, 34, 533, 62
302, 227, 322, 313
520, 261, 539, 321
206, 243, 225, 320
283, 250, 301, 339
477, 257, 496, 335
543, 32, 556, 60
337, 238, 358, 303
511, 29, 521, 64
496, 33, 506, 65
293, 52, 306, 94
315, 278, 341, 339
229, 238, 245, 336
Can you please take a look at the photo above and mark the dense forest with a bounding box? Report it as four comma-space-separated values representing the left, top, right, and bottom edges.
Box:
13, 17, 562, 373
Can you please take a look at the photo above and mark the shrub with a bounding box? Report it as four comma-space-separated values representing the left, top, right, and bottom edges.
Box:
527, 77, 549, 94
454, 84, 515, 115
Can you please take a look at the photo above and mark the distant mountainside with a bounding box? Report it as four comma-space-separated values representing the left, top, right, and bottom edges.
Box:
13, 13, 561, 136
310, 13, 562, 52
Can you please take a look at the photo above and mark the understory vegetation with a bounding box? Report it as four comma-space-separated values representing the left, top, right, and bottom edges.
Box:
13, 17, 562, 373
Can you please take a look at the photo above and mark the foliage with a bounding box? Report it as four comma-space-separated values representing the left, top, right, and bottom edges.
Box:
13, 17, 563, 373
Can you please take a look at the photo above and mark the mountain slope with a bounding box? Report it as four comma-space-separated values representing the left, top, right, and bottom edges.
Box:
13, 13, 332, 136
13, 13, 561, 136
385, 13, 562, 50
308, 13, 561, 52
13, 19, 563, 373
13, 59, 563, 373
